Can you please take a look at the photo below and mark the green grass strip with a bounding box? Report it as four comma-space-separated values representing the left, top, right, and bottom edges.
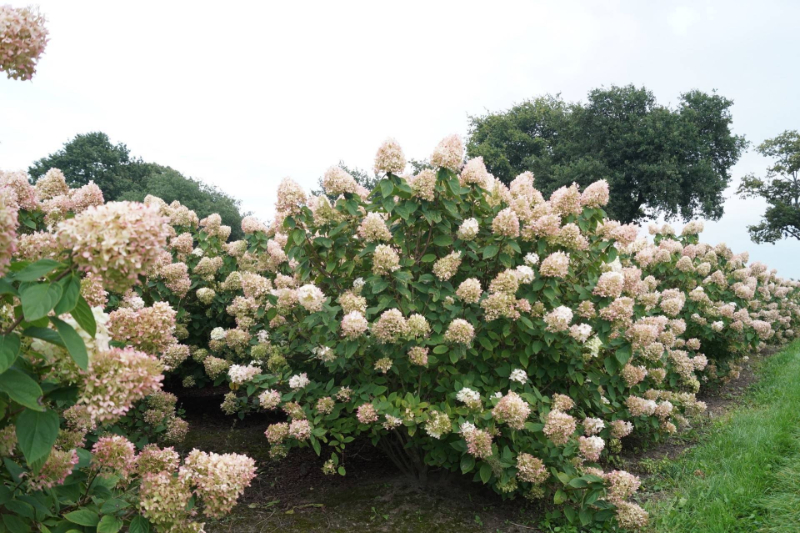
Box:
648, 341, 800, 533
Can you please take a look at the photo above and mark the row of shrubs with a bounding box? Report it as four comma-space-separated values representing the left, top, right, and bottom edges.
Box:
3, 129, 794, 530
2, 7, 797, 530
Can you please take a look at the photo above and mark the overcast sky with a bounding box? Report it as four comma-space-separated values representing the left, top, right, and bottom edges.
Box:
2, 0, 798, 276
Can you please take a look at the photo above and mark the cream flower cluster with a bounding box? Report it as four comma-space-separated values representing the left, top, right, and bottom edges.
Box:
58, 201, 171, 292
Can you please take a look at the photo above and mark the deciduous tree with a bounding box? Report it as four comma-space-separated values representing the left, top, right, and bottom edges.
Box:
738, 130, 800, 243
468, 86, 747, 223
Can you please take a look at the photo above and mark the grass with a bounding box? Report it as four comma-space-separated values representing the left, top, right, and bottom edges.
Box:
647, 341, 800, 532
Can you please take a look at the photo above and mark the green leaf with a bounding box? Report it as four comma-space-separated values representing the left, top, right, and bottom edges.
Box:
13, 259, 64, 282
482, 245, 499, 259
50, 317, 88, 370
71, 297, 97, 338
460, 455, 475, 474
447, 176, 461, 196
0, 278, 17, 296
479, 463, 492, 484
65, 509, 100, 527
19, 283, 63, 322
604, 356, 619, 374
420, 254, 437, 263
568, 477, 589, 488
291, 228, 306, 246
2, 514, 30, 533
432, 345, 448, 354
97, 515, 123, 533
0, 368, 43, 411
4, 500, 34, 519
22, 327, 64, 347
53, 276, 81, 316
16, 409, 59, 466
579, 507, 593, 526
4, 458, 24, 482
0, 333, 21, 374
100, 499, 130, 514
433, 235, 453, 246
380, 180, 394, 198
615, 345, 632, 366
371, 279, 390, 294
554, 489, 567, 505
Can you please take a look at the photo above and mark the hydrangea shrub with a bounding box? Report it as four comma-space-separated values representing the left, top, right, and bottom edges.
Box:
122, 136, 798, 530
0, 172, 256, 532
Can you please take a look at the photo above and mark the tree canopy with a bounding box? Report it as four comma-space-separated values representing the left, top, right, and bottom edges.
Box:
467, 86, 747, 224
28, 132, 247, 238
737, 130, 800, 243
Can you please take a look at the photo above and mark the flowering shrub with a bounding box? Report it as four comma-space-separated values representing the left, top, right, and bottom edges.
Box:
0, 172, 256, 530
4, 14, 797, 530
118, 135, 796, 530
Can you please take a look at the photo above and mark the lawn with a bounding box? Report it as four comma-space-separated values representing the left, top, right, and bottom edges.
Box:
646, 341, 800, 532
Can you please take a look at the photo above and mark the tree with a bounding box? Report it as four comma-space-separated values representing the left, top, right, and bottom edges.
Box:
737, 130, 800, 243
28, 132, 149, 200
28, 132, 247, 238
468, 86, 747, 224
120, 164, 247, 239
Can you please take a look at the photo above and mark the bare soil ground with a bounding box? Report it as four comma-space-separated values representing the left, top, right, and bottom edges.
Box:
172, 349, 773, 533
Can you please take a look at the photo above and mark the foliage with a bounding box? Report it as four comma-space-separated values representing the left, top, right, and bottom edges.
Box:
116, 135, 800, 531
121, 164, 247, 240
5, 15, 797, 530
737, 130, 800, 243
467, 86, 748, 224
27, 132, 248, 239
0, 171, 256, 531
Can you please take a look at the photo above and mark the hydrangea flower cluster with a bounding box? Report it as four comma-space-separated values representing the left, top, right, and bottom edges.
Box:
58, 202, 171, 292
0, 5, 48, 80
78, 347, 164, 425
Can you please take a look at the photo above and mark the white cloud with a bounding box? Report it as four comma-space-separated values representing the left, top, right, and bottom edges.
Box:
1, 0, 799, 276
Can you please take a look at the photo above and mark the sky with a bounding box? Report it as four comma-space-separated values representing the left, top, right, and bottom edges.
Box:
2, 0, 799, 276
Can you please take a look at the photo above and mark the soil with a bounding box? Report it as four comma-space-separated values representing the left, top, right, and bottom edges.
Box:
172, 349, 775, 532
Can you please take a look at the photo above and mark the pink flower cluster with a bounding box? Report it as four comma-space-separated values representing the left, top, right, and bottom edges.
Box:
433, 251, 463, 281
543, 410, 577, 445
182, 449, 257, 518
358, 212, 392, 242
57, 201, 171, 292
516, 453, 548, 484
0, 5, 48, 80
540, 252, 570, 278
109, 302, 178, 355
79, 347, 164, 425
431, 134, 464, 172
0, 186, 18, 276
374, 138, 406, 174
92, 435, 137, 478
28, 449, 78, 490
492, 391, 531, 430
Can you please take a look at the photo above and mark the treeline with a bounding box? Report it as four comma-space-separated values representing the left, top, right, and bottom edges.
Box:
28, 132, 248, 238
468, 85, 747, 224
